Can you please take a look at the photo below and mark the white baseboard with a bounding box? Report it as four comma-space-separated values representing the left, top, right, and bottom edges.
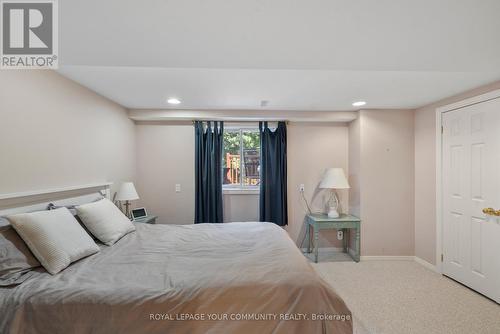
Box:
414, 256, 439, 273
300, 247, 439, 273
360, 256, 415, 261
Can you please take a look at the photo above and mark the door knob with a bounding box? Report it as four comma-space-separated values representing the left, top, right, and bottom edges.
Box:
482, 208, 500, 216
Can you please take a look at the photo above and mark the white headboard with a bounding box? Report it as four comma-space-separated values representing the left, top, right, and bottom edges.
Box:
0, 182, 112, 217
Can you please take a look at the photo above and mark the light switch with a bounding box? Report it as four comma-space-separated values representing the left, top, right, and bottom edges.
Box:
175, 184, 181, 193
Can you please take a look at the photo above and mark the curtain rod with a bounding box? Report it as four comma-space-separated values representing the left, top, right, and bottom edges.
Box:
191, 120, 289, 124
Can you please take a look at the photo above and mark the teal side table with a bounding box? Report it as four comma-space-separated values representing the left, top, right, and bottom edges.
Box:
305, 213, 361, 263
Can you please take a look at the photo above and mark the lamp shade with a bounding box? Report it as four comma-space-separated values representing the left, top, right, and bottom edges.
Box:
319, 168, 350, 189
115, 182, 139, 201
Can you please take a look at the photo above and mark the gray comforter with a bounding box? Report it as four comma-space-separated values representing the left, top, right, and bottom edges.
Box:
0, 222, 352, 334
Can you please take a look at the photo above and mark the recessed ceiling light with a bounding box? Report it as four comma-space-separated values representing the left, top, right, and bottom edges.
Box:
352, 101, 366, 107
167, 98, 181, 105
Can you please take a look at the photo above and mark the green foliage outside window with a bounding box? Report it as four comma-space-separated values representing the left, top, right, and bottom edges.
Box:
223, 131, 259, 168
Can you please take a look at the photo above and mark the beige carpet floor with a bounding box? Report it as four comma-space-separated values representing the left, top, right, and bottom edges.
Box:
312, 260, 500, 334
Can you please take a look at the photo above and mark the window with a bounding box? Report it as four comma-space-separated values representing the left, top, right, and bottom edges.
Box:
223, 128, 260, 189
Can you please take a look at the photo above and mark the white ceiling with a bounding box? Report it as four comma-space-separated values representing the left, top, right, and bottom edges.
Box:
57, 0, 500, 111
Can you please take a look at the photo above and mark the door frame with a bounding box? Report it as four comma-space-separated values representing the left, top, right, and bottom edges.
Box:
435, 89, 500, 273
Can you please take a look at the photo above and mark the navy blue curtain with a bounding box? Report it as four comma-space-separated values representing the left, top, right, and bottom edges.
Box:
194, 121, 224, 224
259, 121, 288, 226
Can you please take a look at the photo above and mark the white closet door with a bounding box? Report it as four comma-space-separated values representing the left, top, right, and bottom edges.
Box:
442, 97, 500, 303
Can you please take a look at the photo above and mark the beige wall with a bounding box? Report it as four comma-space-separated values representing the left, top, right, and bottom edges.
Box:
0, 71, 135, 197
223, 194, 259, 222
414, 80, 500, 264
349, 110, 415, 256
135, 122, 195, 224
287, 123, 349, 248
348, 117, 361, 217
414, 105, 437, 264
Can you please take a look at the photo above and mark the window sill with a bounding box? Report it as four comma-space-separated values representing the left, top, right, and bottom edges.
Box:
223, 188, 260, 195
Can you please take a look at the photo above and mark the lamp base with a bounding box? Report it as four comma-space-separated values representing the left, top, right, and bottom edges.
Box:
124, 200, 132, 220
327, 207, 340, 218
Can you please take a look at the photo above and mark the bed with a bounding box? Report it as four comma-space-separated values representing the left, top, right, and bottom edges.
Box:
0, 187, 352, 334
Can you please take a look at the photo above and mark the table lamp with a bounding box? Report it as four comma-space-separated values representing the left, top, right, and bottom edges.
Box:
319, 168, 350, 218
115, 182, 139, 219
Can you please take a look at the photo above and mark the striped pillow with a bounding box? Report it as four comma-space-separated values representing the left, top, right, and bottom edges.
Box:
76, 198, 135, 246
7, 208, 99, 275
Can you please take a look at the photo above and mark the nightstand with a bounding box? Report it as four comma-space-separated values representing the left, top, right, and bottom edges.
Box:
305, 213, 360, 263
133, 215, 158, 224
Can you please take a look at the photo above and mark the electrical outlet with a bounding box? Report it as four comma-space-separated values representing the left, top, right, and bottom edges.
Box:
337, 230, 343, 240
299, 184, 305, 192
175, 184, 181, 193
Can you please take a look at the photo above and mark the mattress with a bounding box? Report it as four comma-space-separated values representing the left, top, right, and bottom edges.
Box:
0, 222, 352, 334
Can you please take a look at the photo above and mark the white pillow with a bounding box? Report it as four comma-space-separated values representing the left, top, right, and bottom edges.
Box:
76, 198, 135, 246
7, 208, 100, 275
